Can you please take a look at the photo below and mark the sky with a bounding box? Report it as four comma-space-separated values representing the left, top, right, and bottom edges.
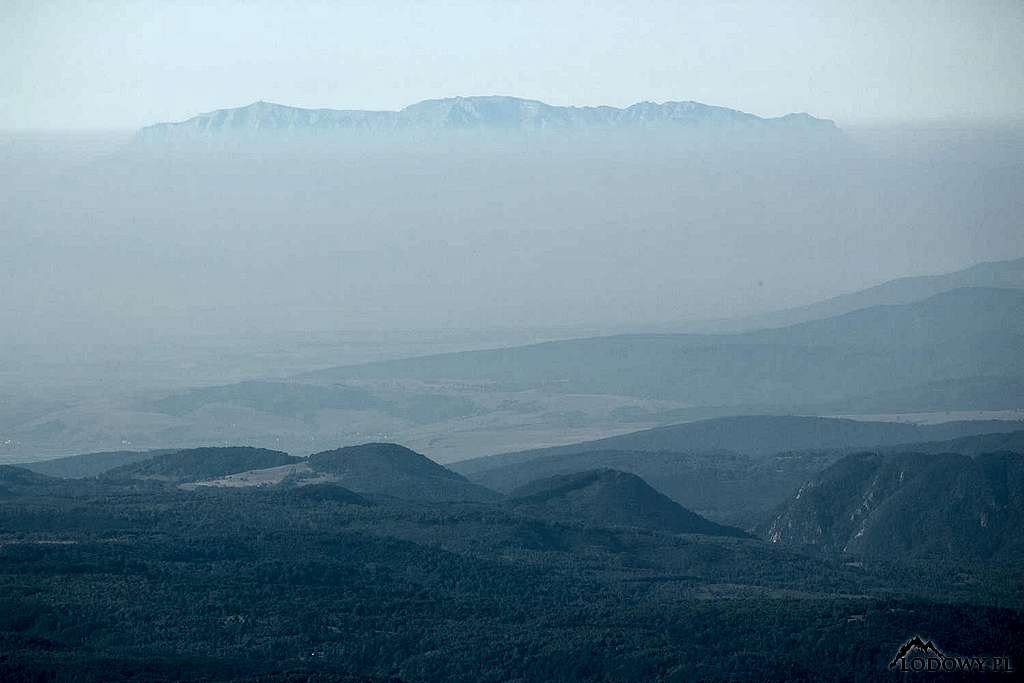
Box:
3, 0, 1023, 130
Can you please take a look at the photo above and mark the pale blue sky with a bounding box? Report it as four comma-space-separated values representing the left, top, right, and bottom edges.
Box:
3, 0, 1023, 129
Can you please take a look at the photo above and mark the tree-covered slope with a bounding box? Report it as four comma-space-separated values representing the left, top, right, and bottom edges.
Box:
509, 468, 748, 537
308, 443, 499, 503
763, 451, 1024, 560
104, 447, 300, 483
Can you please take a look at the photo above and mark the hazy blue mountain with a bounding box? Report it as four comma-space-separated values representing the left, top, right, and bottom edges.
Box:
453, 416, 1024, 474
762, 451, 1024, 560
304, 287, 1024, 410
19, 448, 177, 479
875, 430, 1024, 456
137, 96, 837, 141
744, 286, 1023, 348
307, 443, 499, 503
508, 468, 748, 537
104, 447, 300, 482
684, 256, 1024, 333
809, 375, 1024, 414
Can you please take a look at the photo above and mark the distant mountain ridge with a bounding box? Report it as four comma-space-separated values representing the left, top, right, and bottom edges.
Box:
306, 286, 1024, 413
137, 96, 838, 141
682, 257, 1024, 333
453, 416, 1024, 474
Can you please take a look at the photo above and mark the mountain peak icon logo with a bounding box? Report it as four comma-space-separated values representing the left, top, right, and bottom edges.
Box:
889, 636, 946, 669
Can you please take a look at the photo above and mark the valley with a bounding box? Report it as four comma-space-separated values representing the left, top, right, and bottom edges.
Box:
5, 259, 1023, 465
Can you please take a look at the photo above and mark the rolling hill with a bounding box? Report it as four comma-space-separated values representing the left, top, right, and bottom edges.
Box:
453, 415, 1024, 475
20, 448, 176, 479
875, 430, 1024, 456
302, 287, 1024, 411
682, 256, 1024, 333
307, 443, 499, 503
104, 447, 300, 483
508, 469, 748, 537
278, 482, 371, 506
0, 464, 61, 489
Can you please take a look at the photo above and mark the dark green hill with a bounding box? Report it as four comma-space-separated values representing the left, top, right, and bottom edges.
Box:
762, 451, 1024, 560
509, 469, 748, 537
464, 448, 833, 528
19, 449, 176, 479
0, 465, 60, 488
279, 483, 370, 506
104, 447, 300, 483
308, 443, 499, 503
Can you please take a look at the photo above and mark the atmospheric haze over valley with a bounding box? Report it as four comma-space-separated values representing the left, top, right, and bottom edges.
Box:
2, 99, 1023, 463
3, 2, 1024, 680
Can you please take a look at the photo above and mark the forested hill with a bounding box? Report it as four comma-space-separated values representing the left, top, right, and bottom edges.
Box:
104, 447, 300, 482
681, 256, 1024, 333
508, 468, 749, 537
307, 443, 500, 502
763, 451, 1024, 560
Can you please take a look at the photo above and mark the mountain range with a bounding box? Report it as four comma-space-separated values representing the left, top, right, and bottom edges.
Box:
681, 256, 1024, 333
136, 96, 838, 141
303, 286, 1024, 412
453, 415, 1024, 472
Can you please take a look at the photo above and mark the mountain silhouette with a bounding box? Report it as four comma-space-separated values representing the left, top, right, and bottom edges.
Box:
137, 96, 837, 141
889, 636, 946, 668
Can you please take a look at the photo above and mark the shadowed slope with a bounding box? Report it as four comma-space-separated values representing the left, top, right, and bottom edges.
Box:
509, 469, 748, 537
308, 443, 499, 503
104, 447, 300, 483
